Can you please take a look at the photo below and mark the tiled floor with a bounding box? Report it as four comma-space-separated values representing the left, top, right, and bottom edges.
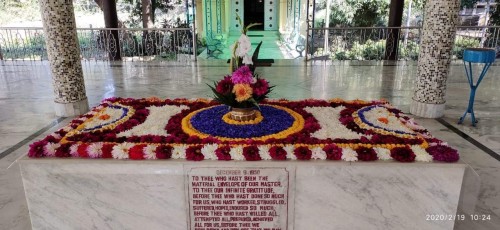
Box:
0, 59, 499, 229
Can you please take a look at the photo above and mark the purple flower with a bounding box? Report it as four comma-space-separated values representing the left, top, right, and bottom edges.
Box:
426, 145, 459, 162
231, 66, 253, 84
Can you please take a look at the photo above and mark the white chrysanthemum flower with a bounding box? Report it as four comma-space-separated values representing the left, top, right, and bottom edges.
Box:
51, 133, 62, 139
258, 145, 272, 160
304, 106, 365, 140
144, 145, 157, 160
69, 144, 80, 157
404, 118, 426, 130
201, 144, 218, 160
341, 148, 358, 162
230, 146, 244, 160
112, 143, 133, 159
44, 143, 60, 157
172, 145, 187, 159
374, 147, 392, 160
242, 54, 253, 65
88, 143, 103, 158
412, 145, 433, 162
284, 145, 296, 160
311, 147, 327, 160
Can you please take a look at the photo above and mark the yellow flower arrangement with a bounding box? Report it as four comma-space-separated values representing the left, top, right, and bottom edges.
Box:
232, 84, 253, 102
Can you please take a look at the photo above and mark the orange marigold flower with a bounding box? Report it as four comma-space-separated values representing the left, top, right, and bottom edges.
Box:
99, 114, 111, 120
233, 84, 253, 102
378, 117, 389, 124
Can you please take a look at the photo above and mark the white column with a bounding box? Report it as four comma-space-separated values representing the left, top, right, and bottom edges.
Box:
410, 0, 460, 118
40, 0, 89, 117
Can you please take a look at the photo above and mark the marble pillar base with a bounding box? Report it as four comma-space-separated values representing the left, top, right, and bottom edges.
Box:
20, 158, 467, 230
54, 99, 89, 117
410, 100, 445, 118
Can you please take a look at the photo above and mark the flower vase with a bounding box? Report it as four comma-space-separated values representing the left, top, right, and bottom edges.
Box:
230, 107, 257, 122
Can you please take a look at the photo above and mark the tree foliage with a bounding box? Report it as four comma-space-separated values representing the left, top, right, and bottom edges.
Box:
319, 0, 390, 27
121, 0, 177, 27
491, 0, 500, 25
461, 0, 479, 9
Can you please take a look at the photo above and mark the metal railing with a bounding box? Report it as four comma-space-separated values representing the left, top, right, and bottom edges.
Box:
0, 27, 196, 62
1, 26, 499, 62
305, 26, 500, 61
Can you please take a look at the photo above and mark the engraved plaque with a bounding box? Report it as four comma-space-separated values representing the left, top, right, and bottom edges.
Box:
187, 167, 290, 230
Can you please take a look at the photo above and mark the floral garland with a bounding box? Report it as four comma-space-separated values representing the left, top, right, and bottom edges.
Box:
28, 97, 459, 163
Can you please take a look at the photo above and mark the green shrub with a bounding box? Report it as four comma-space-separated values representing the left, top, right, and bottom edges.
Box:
331, 39, 385, 60
453, 36, 480, 59
398, 40, 420, 60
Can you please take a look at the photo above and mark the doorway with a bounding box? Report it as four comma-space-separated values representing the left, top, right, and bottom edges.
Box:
244, 0, 265, 30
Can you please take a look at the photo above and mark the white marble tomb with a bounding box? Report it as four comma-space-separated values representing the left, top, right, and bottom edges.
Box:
20, 158, 467, 230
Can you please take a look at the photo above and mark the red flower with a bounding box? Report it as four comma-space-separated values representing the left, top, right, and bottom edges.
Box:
129, 145, 146, 160
28, 140, 48, 158
243, 146, 261, 161
215, 146, 232, 161
356, 147, 378, 161
294, 146, 312, 160
426, 145, 459, 162
215, 76, 234, 95
186, 145, 204, 161
101, 144, 115, 158
251, 79, 269, 97
77, 144, 89, 158
55, 143, 72, 158
155, 145, 172, 159
269, 146, 287, 160
390, 146, 416, 162
323, 144, 342, 160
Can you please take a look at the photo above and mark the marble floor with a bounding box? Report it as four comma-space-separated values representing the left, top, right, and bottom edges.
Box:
0, 59, 499, 229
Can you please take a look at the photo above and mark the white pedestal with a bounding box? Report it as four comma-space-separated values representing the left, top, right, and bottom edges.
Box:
20, 158, 466, 230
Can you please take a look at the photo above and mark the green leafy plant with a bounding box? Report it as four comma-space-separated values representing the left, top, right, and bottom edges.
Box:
453, 36, 480, 59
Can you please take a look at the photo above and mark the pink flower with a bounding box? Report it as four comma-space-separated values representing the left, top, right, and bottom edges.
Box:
252, 79, 269, 97
231, 66, 253, 84
216, 76, 234, 95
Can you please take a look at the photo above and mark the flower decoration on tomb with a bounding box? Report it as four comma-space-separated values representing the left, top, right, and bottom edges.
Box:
28, 97, 459, 163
